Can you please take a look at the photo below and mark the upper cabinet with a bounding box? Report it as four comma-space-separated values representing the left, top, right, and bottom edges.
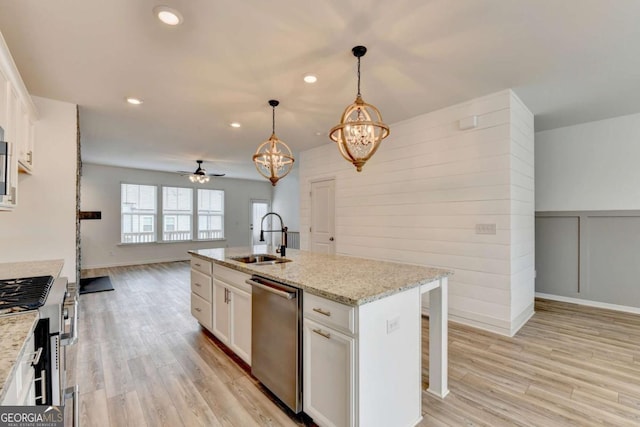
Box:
0, 31, 38, 211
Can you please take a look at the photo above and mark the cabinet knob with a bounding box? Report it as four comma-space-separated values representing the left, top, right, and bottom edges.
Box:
329, 237, 334, 241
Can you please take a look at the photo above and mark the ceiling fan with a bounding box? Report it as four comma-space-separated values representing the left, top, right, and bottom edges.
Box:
177, 160, 225, 183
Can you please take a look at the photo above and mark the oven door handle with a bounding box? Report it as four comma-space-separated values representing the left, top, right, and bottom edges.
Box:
61, 298, 78, 346
64, 385, 79, 427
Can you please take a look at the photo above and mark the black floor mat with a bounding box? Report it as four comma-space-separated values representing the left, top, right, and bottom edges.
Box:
79, 276, 114, 294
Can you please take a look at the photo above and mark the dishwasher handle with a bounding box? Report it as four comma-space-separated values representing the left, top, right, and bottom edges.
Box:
246, 278, 297, 300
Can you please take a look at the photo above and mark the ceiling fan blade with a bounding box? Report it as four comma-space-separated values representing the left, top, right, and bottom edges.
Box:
176, 171, 192, 175
208, 173, 226, 177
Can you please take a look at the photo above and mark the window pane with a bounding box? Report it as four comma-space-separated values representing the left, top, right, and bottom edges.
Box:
121, 184, 157, 243
163, 187, 193, 241
197, 189, 224, 239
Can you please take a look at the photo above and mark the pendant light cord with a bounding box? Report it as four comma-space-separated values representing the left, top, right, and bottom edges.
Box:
272, 105, 276, 134
357, 56, 362, 97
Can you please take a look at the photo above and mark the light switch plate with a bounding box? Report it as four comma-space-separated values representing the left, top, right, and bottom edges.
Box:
387, 316, 400, 334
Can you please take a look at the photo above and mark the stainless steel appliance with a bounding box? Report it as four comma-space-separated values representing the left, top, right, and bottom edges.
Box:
247, 275, 302, 413
0, 275, 79, 425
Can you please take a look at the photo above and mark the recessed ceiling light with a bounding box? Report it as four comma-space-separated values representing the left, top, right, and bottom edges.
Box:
153, 6, 183, 26
230, 122, 241, 128
126, 97, 143, 105
303, 74, 318, 84
315, 131, 323, 136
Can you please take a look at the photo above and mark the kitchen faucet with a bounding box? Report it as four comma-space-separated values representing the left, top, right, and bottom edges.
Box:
259, 212, 288, 257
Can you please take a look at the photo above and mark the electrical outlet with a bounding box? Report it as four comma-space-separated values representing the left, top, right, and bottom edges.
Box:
475, 223, 497, 235
387, 316, 400, 334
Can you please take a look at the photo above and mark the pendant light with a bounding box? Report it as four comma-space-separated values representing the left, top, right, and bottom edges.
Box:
330, 46, 389, 172
253, 100, 295, 186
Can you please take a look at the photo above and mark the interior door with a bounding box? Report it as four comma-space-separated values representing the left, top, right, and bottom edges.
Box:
310, 179, 335, 254
251, 200, 270, 246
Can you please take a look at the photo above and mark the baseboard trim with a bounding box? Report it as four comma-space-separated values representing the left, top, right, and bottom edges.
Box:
536, 292, 640, 315
422, 302, 534, 337
510, 303, 535, 336
422, 306, 510, 336
81, 257, 190, 269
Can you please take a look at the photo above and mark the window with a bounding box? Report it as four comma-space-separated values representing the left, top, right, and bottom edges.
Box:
197, 189, 224, 240
162, 187, 193, 241
121, 184, 157, 243
120, 183, 225, 244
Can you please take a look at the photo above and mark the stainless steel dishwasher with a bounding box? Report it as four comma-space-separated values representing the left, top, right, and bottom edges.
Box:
246, 275, 302, 413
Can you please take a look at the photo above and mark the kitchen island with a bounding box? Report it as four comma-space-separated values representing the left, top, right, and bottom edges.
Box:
189, 247, 452, 427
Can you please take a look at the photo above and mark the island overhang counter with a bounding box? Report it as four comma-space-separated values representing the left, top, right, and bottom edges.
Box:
189, 247, 452, 427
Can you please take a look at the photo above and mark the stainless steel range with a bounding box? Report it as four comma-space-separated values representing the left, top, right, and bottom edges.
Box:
0, 274, 78, 424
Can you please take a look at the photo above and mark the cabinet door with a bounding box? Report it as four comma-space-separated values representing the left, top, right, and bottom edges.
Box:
0, 75, 8, 130
303, 318, 355, 427
212, 280, 230, 344
229, 286, 251, 365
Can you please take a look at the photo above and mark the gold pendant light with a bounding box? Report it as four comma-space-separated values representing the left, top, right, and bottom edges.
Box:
330, 46, 389, 172
253, 100, 295, 186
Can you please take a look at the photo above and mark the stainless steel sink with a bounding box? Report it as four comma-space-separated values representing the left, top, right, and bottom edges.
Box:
230, 254, 292, 265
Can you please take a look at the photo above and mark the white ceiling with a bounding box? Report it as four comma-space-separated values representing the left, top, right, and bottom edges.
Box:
1, 0, 639, 180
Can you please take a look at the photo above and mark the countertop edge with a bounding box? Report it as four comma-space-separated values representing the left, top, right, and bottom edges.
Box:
189, 251, 452, 306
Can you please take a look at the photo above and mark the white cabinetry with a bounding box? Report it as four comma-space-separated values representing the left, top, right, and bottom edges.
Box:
1, 331, 38, 406
0, 30, 38, 211
190, 256, 252, 365
304, 288, 423, 427
304, 318, 355, 427
212, 266, 252, 365
303, 294, 357, 427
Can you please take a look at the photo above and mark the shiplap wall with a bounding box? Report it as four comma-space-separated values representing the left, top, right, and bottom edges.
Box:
299, 89, 534, 336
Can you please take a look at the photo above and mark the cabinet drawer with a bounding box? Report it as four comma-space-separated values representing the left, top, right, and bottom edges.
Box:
191, 270, 212, 301
214, 265, 251, 293
191, 257, 212, 275
191, 292, 212, 330
304, 293, 357, 335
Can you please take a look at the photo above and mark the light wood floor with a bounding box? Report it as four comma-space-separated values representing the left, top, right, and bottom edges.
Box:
72, 262, 640, 426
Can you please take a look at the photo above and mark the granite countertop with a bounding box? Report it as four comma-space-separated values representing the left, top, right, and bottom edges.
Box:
0, 259, 64, 280
189, 247, 452, 306
0, 259, 64, 402
0, 311, 39, 402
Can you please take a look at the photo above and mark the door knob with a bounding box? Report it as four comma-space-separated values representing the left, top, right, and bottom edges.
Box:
329, 237, 334, 241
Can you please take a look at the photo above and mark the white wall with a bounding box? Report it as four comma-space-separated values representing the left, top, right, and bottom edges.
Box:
299, 90, 534, 336
536, 112, 640, 211
0, 96, 77, 279
272, 167, 300, 232
80, 163, 273, 268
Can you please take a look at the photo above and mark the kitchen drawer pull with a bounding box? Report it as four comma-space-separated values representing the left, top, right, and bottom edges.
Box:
312, 307, 331, 317
195, 307, 202, 312
194, 282, 202, 287
194, 263, 201, 267
312, 328, 331, 339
